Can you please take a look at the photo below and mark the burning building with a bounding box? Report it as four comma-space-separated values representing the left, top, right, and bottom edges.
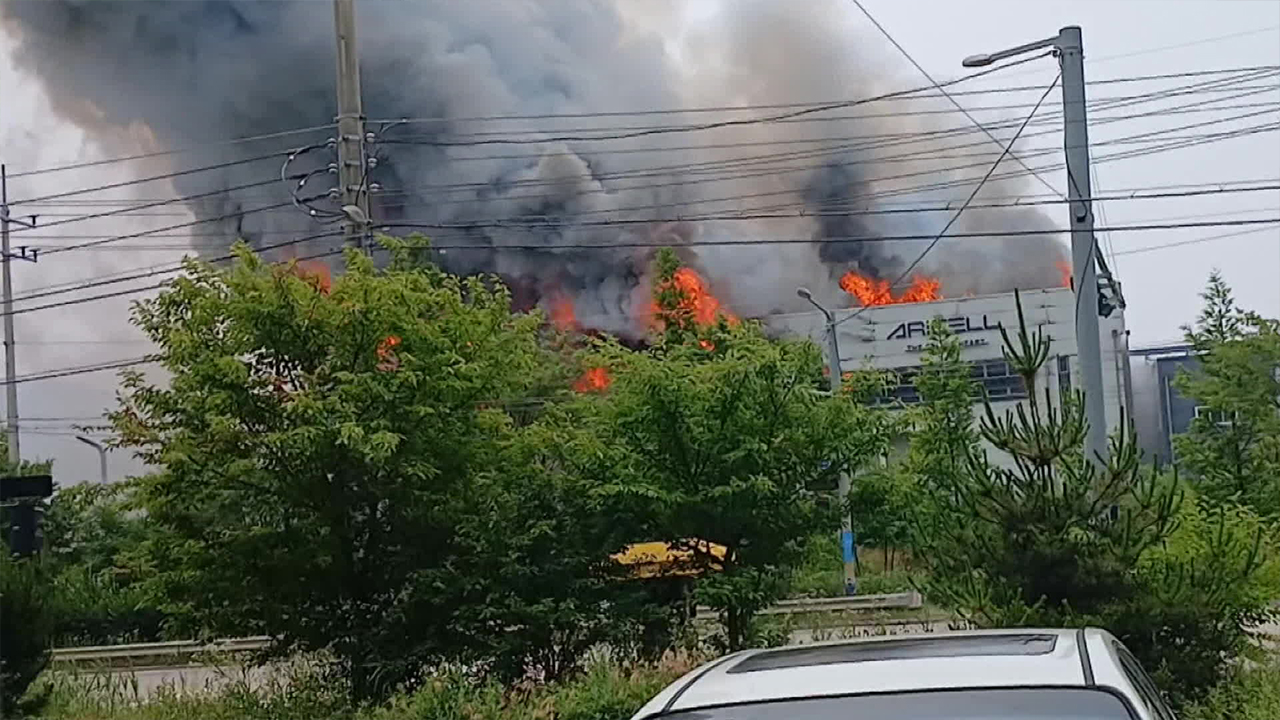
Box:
768, 285, 1133, 459
1, 0, 1071, 341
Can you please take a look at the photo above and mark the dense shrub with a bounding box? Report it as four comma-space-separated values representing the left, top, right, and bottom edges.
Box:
1183, 659, 1280, 720
0, 555, 57, 717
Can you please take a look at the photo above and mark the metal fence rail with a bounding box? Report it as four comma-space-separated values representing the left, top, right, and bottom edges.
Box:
50, 592, 1276, 668
52, 593, 923, 667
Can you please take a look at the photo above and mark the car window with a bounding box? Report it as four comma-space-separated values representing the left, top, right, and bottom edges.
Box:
660, 687, 1138, 719
1113, 643, 1176, 720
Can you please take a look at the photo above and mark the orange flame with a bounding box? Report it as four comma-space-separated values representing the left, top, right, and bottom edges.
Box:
1056, 260, 1072, 289
652, 267, 738, 329
574, 366, 612, 393
376, 335, 401, 371
840, 271, 942, 306
548, 294, 578, 331
291, 260, 332, 294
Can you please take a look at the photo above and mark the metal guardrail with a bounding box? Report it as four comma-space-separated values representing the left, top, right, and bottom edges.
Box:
692, 591, 922, 621
52, 593, 923, 666
51, 636, 272, 666
50, 591, 1271, 668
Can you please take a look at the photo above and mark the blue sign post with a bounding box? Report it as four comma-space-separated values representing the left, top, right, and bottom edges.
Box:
841, 529, 858, 595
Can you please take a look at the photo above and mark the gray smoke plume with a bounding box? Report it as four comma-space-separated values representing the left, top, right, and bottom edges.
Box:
1, 0, 1068, 335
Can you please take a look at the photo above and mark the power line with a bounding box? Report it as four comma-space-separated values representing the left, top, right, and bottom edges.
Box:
16, 175, 1280, 243
373, 102, 1280, 213
372, 182, 1280, 233
31, 183, 1280, 253
7, 150, 295, 208
18, 81, 1276, 210
363, 65, 1280, 127
0, 357, 154, 387
5, 124, 336, 180
835, 71, 1060, 326
355, 218, 1280, 251
16, 110, 1265, 279
372, 98, 1280, 202
17, 77, 1273, 227
7, 177, 285, 237
25, 111, 1280, 212
10, 230, 344, 307
1091, 26, 1280, 65
380, 81, 1279, 142
17, 221, 1278, 374
34, 194, 327, 257
411, 53, 1055, 148
1112, 223, 1280, 257
377, 116, 1279, 226
3, 218, 1276, 323
848, 0, 1064, 200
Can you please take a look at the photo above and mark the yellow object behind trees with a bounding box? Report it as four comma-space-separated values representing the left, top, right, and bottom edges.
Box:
611, 540, 727, 579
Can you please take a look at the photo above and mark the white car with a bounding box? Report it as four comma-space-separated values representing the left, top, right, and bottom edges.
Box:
631, 628, 1177, 719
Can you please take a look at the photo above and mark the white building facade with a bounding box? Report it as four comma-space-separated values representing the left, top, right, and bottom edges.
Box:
770, 288, 1134, 455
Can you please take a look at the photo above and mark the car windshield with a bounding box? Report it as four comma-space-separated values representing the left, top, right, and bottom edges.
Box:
661, 688, 1135, 720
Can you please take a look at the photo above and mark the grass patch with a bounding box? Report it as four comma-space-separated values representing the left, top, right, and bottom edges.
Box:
34, 656, 697, 720
789, 534, 922, 598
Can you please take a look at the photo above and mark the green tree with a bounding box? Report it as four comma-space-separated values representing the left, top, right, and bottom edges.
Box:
109, 238, 554, 700
908, 319, 981, 490
0, 437, 56, 717
1173, 271, 1280, 517
912, 292, 1276, 706
865, 319, 983, 567
568, 251, 892, 650
41, 480, 168, 646
914, 293, 1181, 623
433, 416, 665, 682
0, 554, 57, 717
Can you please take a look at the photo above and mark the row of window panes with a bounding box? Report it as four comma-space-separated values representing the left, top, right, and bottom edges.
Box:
878, 360, 1028, 406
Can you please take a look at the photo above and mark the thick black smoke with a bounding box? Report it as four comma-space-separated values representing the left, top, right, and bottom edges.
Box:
1, 0, 1067, 333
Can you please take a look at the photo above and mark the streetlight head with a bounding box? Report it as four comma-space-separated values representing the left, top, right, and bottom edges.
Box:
796, 287, 814, 301
962, 53, 994, 68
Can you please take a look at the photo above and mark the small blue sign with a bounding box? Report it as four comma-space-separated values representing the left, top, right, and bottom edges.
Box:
841, 530, 855, 564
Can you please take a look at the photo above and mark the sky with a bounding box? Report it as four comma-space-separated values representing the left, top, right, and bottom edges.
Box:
0, 0, 1277, 484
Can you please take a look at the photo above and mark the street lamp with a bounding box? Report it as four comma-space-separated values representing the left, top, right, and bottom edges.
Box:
797, 287, 857, 596
74, 435, 108, 485
962, 26, 1109, 467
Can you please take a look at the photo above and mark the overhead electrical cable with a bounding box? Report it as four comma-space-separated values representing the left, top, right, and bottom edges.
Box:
4, 218, 1277, 323
5, 123, 336, 179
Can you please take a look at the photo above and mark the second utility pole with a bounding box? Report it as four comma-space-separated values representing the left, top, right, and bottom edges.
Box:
963, 26, 1108, 467
1058, 27, 1107, 466
333, 0, 370, 250
2, 165, 22, 464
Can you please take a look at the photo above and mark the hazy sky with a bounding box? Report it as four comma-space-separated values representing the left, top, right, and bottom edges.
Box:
1, 0, 1277, 483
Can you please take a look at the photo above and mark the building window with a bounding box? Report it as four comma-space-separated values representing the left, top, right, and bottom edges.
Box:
1058, 356, 1071, 396
880, 360, 1027, 406
1193, 406, 1236, 428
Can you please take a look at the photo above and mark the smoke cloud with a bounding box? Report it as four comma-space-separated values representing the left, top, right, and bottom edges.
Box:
1, 0, 1068, 336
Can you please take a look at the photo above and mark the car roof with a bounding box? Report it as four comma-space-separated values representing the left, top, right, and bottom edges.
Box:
635, 628, 1121, 717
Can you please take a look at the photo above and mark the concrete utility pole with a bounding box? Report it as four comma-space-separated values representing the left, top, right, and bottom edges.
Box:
964, 26, 1108, 467
2, 164, 27, 464
332, 0, 370, 249
798, 288, 857, 596
1057, 28, 1108, 467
